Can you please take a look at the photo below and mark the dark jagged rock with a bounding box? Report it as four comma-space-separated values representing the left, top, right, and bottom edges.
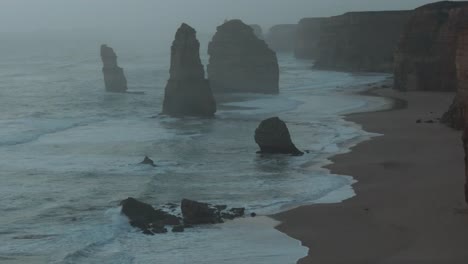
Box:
181, 199, 223, 225
120, 197, 181, 235
249, 24, 264, 39
140, 156, 156, 167
172, 225, 185, 233
394, 2, 468, 91
441, 9, 468, 129
208, 19, 279, 94
162, 23, 216, 117
100, 45, 128, 93
314, 11, 411, 72
221, 208, 245, 220
294, 18, 325, 59
266, 24, 297, 53
254, 117, 303, 156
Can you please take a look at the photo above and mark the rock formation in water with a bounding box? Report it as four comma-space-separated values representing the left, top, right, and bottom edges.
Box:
101, 45, 128, 93
294, 18, 325, 59
249, 24, 264, 39
162, 23, 217, 117
314, 11, 411, 72
254, 117, 303, 156
120, 198, 182, 235
140, 156, 156, 167
207, 19, 279, 94
266, 24, 297, 53
120, 197, 245, 235
441, 6, 468, 129
394, 2, 468, 91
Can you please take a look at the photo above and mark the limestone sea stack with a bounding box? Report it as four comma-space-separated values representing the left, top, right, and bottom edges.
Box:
266, 24, 298, 53
394, 1, 468, 91
162, 23, 216, 117
294, 18, 325, 59
441, 6, 468, 129
207, 19, 279, 94
314, 11, 411, 72
101, 45, 128, 93
254, 117, 303, 156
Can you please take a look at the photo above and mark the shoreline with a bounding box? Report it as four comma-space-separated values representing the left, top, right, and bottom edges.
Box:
273, 87, 468, 263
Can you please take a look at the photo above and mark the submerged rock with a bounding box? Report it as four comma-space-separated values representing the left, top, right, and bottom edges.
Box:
140, 156, 156, 167
100, 44, 128, 93
120, 197, 181, 235
207, 19, 279, 94
254, 117, 303, 156
162, 23, 216, 117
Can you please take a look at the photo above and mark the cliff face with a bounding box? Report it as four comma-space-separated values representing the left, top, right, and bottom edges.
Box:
314, 11, 411, 72
162, 23, 216, 117
101, 45, 127, 93
394, 1, 468, 91
266, 24, 297, 53
441, 6, 468, 129
294, 18, 324, 59
207, 19, 279, 94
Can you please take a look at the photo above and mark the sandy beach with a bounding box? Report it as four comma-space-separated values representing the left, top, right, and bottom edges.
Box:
275, 88, 468, 264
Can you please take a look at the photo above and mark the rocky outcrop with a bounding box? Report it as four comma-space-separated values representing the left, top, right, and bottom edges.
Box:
315, 11, 411, 72
249, 24, 263, 39
140, 156, 156, 167
266, 24, 297, 53
101, 45, 127, 93
254, 117, 303, 156
162, 23, 216, 117
120, 198, 181, 235
441, 7, 468, 128
294, 18, 324, 59
121, 198, 245, 235
207, 19, 279, 94
394, 2, 468, 91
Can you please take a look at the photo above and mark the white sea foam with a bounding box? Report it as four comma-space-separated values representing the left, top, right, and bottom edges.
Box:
0, 44, 390, 263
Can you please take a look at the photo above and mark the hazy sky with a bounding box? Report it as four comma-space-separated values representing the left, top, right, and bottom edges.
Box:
0, 0, 462, 34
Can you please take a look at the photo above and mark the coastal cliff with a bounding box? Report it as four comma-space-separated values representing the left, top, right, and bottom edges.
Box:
266, 24, 297, 53
441, 6, 468, 128
294, 18, 324, 59
314, 11, 411, 72
207, 19, 279, 94
162, 23, 216, 117
394, 1, 468, 91
249, 24, 264, 39
101, 45, 128, 93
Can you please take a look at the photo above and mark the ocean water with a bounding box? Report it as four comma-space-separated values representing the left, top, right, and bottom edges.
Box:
0, 32, 391, 263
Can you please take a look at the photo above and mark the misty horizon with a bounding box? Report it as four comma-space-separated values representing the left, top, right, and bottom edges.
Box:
0, 0, 465, 35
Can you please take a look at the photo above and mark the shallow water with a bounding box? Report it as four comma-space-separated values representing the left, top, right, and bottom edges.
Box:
0, 33, 391, 263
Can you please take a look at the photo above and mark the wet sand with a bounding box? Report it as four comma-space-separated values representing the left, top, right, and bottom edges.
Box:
275, 88, 468, 264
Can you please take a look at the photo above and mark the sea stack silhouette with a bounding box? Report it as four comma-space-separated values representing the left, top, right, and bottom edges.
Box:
162, 23, 216, 117
100, 44, 128, 93
207, 19, 279, 94
255, 117, 304, 156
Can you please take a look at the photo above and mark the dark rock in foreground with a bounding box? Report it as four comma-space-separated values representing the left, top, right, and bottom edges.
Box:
121, 198, 245, 235
162, 23, 216, 117
140, 156, 156, 167
254, 117, 303, 156
208, 19, 279, 94
101, 45, 128, 93
181, 199, 223, 225
120, 197, 181, 235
